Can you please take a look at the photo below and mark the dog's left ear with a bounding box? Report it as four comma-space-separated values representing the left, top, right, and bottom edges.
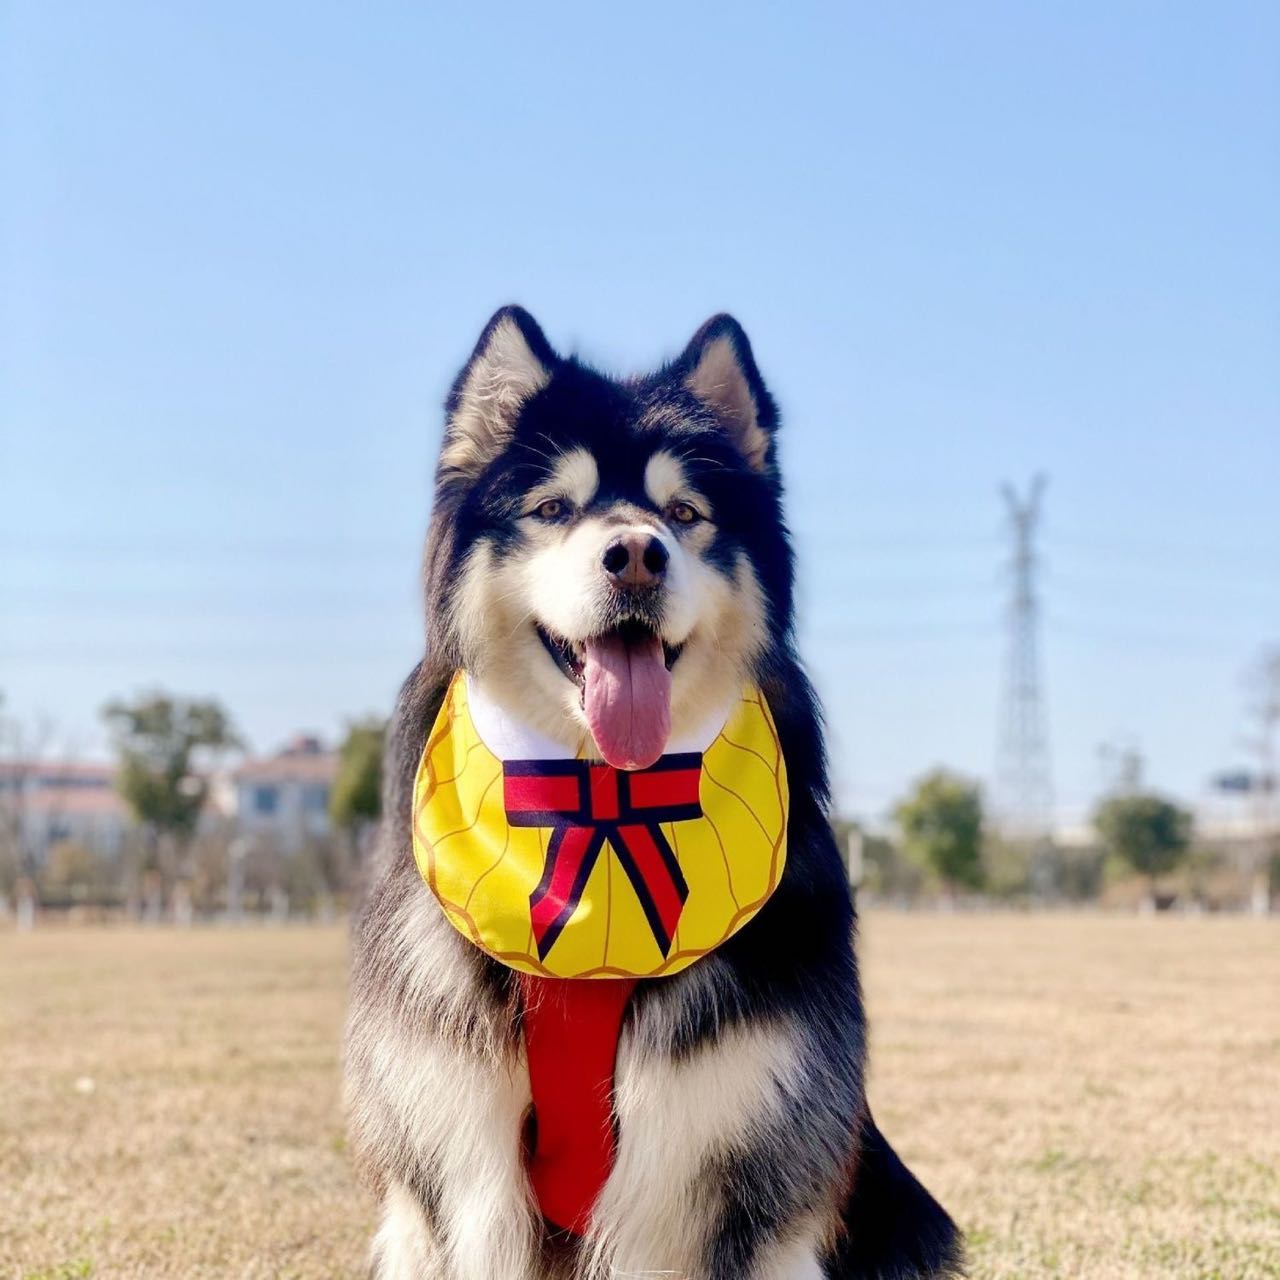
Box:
440, 305, 558, 480
678, 314, 778, 473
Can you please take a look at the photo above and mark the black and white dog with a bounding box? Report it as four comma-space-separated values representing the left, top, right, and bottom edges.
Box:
344, 307, 961, 1279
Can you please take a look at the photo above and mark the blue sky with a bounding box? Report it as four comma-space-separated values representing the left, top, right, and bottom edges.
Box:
3, 2, 1277, 826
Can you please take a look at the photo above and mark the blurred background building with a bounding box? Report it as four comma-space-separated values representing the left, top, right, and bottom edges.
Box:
231, 734, 338, 855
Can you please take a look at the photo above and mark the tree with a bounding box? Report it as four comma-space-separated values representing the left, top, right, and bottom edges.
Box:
1093, 792, 1193, 900
1244, 646, 1280, 771
0, 692, 20, 895
102, 694, 241, 909
330, 718, 385, 838
41, 840, 102, 901
0, 695, 57, 887
1243, 647, 1280, 911
894, 769, 985, 894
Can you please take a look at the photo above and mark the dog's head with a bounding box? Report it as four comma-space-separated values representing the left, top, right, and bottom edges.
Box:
424, 306, 794, 769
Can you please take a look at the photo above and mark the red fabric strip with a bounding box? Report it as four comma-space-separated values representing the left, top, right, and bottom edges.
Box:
529, 826, 595, 948
617, 823, 685, 937
627, 766, 701, 809
504, 773, 581, 813
587, 765, 619, 820
518, 973, 637, 1236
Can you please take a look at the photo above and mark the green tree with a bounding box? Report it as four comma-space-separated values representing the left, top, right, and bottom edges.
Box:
1093, 792, 1193, 899
102, 694, 241, 904
894, 769, 985, 894
330, 718, 385, 860
327, 721, 381, 901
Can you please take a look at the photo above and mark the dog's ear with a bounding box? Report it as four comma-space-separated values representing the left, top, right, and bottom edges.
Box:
441, 306, 557, 479
678, 314, 778, 473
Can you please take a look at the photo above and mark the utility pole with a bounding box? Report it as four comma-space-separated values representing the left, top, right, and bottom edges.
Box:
997, 476, 1054, 886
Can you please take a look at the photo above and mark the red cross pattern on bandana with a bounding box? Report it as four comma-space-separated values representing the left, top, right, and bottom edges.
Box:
502, 753, 703, 960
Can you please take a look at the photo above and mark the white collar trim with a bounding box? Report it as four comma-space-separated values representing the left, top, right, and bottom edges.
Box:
464, 672, 732, 763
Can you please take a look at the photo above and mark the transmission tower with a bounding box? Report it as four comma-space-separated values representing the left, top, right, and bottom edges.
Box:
997, 476, 1053, 849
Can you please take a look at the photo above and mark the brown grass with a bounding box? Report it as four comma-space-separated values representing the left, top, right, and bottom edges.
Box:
862, 912, 1280, 1280
1, 914, 1276, 1279
0, 927, 365, 1280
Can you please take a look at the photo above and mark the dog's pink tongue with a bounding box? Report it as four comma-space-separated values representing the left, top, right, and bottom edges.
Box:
582, 632, 671, 770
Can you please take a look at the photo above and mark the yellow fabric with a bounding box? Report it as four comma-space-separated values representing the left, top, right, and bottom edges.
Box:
412, 673, 788, 979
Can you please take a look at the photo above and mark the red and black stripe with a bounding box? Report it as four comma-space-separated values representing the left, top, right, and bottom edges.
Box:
503, 753, 702, 960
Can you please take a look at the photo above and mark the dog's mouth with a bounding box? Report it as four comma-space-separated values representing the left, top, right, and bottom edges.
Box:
537, 621, 683, 687
537, 621, 683, 770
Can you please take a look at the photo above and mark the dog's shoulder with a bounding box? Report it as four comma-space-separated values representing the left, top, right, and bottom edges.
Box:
380, 660, 451, 831
349, 658, 513, 1042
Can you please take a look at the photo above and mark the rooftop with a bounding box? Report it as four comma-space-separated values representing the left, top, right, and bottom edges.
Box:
234, 735, 338, 784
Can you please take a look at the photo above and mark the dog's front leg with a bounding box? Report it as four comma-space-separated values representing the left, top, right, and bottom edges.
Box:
348, 882, 542, 1280
371, 1181, 443, 1279
582, 1020, 828, 1280
736, 1225, 829, 1280
359, 1029, 540, 1280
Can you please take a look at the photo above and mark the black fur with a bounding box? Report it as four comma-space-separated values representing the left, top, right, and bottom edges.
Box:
350, 306, 961, 1278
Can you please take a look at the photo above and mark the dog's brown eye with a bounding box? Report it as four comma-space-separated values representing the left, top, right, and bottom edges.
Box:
533, 498, 564, 521
670, 501, 701, 525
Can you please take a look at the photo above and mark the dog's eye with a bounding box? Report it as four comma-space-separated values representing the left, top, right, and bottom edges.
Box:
532, 498, 565, 521
670, 501, 701, 526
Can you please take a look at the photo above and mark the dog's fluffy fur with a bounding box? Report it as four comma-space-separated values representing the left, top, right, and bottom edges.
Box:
345, 307, 962, 1279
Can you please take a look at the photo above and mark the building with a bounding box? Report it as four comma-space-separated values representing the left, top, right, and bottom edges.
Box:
0, 761, 129, 864
231, 734, 338, 852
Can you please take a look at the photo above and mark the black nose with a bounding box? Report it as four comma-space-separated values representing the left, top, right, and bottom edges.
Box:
602, 533, 668, 588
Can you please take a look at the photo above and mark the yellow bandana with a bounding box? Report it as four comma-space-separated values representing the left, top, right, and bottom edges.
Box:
412, 673, 788, 979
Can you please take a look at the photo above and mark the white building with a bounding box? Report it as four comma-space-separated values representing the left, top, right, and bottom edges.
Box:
231, 734, 338, 852
0, 761, 129, 864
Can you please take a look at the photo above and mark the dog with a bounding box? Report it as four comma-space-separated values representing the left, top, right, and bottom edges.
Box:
344, 306, 962, 1279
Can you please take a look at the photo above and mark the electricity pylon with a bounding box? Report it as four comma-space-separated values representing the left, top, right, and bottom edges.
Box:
997, 476, 1054, 864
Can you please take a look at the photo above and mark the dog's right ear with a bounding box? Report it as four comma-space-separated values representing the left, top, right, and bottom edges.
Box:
440, 306, 557, 479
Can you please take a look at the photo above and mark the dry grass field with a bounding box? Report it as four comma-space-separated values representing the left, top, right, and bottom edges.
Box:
1, 913, 1276, 1280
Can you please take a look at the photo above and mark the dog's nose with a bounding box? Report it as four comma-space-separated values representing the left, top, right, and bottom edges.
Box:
602, 533, 668, 588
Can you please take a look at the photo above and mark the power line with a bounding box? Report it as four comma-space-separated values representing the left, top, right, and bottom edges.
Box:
1046, 528, 1279, 569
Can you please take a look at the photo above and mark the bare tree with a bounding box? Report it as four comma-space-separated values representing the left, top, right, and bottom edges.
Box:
0, 696, 58, 900
1242, 647, 1280, 912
